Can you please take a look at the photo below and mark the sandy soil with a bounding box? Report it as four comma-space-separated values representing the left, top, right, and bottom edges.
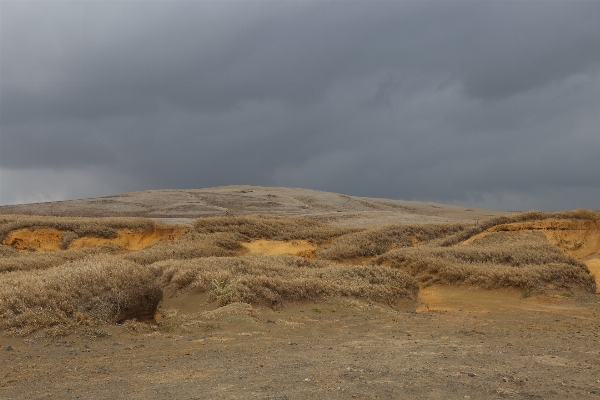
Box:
2, 288, 599, 399
68, 228, 187, 251
241, 239, 317, 257
3, 228, 64, 252
2, 227, 188, 252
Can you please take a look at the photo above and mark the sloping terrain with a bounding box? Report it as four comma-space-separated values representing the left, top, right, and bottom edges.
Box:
0, 185, 507, 225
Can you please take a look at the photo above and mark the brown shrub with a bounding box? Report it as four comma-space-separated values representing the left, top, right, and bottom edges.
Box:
194, 215, 355, 243
316, 223, 468, 261
0, 256, 161, 336
120, 231, 240, 265
0, 244, 18, 257
374, 232, 596, 292
152, 254, 418, 309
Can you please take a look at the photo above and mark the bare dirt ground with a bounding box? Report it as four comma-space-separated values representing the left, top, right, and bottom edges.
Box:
1, 187, 599, 399
2, 289, 600, 399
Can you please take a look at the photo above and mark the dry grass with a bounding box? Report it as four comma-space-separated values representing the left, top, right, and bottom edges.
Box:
0, 245, 122, 273
194, 215, 356, 243
375, 231, 596, 292
121, 231, 240, 265
0, 256, 161, 337
0, 244, 18, 256
316, 223, 468, 261
440, 209, 600, 246
152, 254, 418, 309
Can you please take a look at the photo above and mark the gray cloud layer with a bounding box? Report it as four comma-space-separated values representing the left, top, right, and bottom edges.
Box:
1, 1, 600, 210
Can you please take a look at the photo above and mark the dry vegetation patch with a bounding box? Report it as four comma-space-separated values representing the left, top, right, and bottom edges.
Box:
0, 245, 122, 273
2, 210, 600, 337
0, 256, 161, 336
120, 231, 240, 265
153, 254, 418, 309
316, 223, 468, 261
374, 231, 596, 293
194, 215, 356, 243
440, 209, 600, 247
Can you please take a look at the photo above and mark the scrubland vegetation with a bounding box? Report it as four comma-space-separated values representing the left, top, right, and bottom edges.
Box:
0, 214, 160, 244
0, 256, 160, 337
0, 211, 597, 336
315, 223, 468, 260
194, 215, 355, 242
153, 254, 418, 308
374, 231, 595, 292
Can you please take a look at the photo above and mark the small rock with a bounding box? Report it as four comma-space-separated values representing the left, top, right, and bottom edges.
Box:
5, 346, 13, 351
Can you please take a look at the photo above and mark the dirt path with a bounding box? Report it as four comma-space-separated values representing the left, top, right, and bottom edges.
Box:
2, 290, 599, 399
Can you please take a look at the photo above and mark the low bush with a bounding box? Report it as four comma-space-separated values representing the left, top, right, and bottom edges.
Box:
374, 232, 596, 292
194, 215, 355, 243
316, 223, 468, 261
152, 254, 418, 309
0, 245, 122, 273
0, 256, 161, 336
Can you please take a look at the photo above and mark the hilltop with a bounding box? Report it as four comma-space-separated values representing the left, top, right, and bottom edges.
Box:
0, 185, 507, 225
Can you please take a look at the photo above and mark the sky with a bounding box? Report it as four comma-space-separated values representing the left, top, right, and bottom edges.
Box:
1, 1, 600, 211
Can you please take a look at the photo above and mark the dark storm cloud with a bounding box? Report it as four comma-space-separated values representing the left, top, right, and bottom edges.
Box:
1, 1, 600, 210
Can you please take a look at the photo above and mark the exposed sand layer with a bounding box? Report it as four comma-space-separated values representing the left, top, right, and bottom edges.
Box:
2, 227, 187, 252
241, 239, 317, 257
3, 227, 64, 252
418, 285, 583, 313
